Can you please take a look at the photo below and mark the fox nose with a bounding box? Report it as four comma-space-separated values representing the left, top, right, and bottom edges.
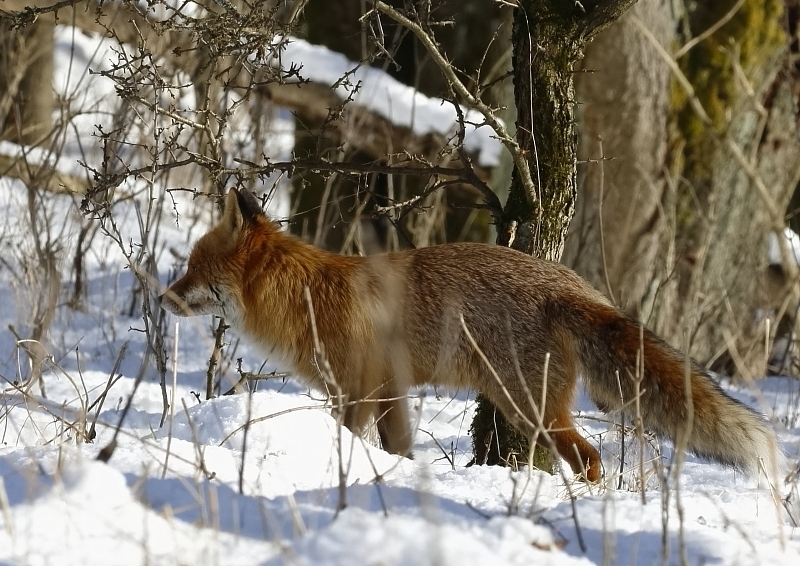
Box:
155, 293, 163, 308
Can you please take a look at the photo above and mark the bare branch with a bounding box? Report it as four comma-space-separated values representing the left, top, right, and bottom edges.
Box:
368, 0, 536, 208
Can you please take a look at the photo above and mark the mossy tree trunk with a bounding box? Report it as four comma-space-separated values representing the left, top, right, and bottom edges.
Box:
564, 0, 800, 379
656, 0, 799, 377
470, 0, 636, 469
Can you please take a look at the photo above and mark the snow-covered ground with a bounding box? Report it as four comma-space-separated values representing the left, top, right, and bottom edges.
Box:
0, 232, 798, 565
1, 18, 799, 566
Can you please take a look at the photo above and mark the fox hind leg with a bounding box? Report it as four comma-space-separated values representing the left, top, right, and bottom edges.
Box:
477, 335, 602, 481
482, 389, 601, 481
538, 332, 602, 481
547, 411, 602, 482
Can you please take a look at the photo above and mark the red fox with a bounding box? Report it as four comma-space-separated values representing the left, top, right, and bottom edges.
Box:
161, 189, 781, 482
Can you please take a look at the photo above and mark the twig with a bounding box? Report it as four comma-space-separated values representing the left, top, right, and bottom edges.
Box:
181, 398, 216, 480
636, 326, 646, 502
96, 364, 145, 463
595, 136, 616, 304
162, 323, 179, 479
222, 369, 292, 396
88, 342, 129, 442
0, 0, 86, 28
238, 388, 254, 494
459, 314, 586, 552
303, 285, 347, 515
418, 428, 455, 470
0, 477, 12, 536
206, 318, 229, 400
367, 0, 537, 208
674, 0, 746, 59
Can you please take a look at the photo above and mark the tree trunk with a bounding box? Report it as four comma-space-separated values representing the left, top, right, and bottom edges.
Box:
564, 2, 674, 319
564, 0, 800, 379
0, 17, 54, 144
659, 0, 799, 377
471, 0, 636, 470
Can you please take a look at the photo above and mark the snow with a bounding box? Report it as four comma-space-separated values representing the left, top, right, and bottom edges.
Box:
1, 307, 798, 566
769, 227, 800, 266
273, 37, 503, 168
1, 19, 799, 566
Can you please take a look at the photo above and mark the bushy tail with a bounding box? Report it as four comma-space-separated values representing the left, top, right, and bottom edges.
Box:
563, 300, 781, 478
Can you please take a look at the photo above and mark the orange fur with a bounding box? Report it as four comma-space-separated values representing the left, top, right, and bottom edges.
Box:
161, 190, 781, 482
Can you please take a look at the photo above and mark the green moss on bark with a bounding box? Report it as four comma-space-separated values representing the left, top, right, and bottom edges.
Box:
671, 0, 785, 225
470, 394, 531, 467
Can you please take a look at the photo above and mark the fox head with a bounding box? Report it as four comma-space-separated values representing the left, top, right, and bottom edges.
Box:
160, 189, 265, 325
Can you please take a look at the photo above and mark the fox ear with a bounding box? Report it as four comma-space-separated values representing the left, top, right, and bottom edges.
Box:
222, 189, 263, 235
233, 189, 264, 223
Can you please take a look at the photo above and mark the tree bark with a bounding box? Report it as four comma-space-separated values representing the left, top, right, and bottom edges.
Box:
564, 0, 800, 378
0, 17, 54, 144
564, 2, 673, 318
471, 0, 636, 470
660, 0, 799, 377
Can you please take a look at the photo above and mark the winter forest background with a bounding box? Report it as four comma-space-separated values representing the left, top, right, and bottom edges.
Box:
1, 1, 800, 565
